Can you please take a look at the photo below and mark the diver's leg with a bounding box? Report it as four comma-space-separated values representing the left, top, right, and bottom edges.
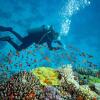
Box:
0, 36, 12, 41
8, 40, 23, 51
0, 36, 22, 51
0, 26, 12, 32
0, 26, 24, 42
0, 36, 21, 51
10, 30, 24, 42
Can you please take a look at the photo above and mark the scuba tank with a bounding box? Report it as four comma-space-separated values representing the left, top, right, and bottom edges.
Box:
27, 25, 51, 34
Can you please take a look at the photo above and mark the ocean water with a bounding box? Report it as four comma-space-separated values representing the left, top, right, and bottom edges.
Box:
0, 0, 100, 82
0, 0, 100, 99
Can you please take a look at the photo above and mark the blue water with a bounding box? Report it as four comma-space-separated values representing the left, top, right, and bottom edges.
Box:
0, 0, 100, 76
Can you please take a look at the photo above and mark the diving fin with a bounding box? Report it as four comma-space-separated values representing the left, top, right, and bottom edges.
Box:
0, 36, 11, 41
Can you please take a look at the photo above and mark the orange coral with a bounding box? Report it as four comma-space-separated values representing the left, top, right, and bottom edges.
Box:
76, 96, 83, 100
93, 97, 97, 100
44, 79, 52, 85
28, 93, 35, 98
25, 92, 35, 99
9, 93, 14, 100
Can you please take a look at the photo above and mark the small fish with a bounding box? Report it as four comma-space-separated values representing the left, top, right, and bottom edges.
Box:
87, 61, 92, 65
76, 96, 83, 100
9, 93, 14, 100
96, 72, 99, 77
22, 55, 24, 58
87, 54, 94, 58
8, 52, 12, 57
39, 59, 43, 62
19, 63, 22, 67
27, 50, 33, 54
66, 54, 73, 62
80, 52, 86, 57
26, 92, 35, 98
88, 64, 93, 68
11, 77, 14, 81
42, 43, 47, 47
82, 59, 87, 63
23, 70, 27, 75
30, 58, 33, 61
70, 52, 75, 55
3, 56, 9, 62
14, 64, 17, 67
16, 51, 20, 56
0, 64, 3, 68
3, 72, 7, 76
26, 62, 28, 65
87, 61, 97, 68
40, 51, 44, 55
34, 59, 37, 63
92, 97, 96, 100
6, 66, 9, 71
60, 53, 64, 58
8, 59, 12, 64
92, 64, 97, 67
44, 57, 51, 62
67, 44, 80, 51
27, 64, 31, 67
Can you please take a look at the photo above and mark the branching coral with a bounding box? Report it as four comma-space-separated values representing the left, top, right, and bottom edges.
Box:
59, 64, 98, 100
59, 64, 80, 89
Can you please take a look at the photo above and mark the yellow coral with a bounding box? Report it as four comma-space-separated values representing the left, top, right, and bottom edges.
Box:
31, 67, 60, 86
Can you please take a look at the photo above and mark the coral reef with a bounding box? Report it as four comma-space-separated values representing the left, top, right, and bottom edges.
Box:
90, 83, 100, 95
0, 64, 99, 100
89, 76, 100, 84
58, 65, 98, 100
74, 67, 100, 78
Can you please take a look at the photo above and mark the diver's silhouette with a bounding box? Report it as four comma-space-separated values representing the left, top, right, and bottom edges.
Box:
0, 25, 62, 51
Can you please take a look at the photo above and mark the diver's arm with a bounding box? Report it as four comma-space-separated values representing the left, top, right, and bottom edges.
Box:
47, 41, 60, 50
47, 41, 53, 50
54, 40, 66, 50
0, 26, 12, 32
54, 40, 63, 46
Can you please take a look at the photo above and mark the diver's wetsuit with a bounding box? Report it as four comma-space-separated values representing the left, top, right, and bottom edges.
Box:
0, 25, 62, 51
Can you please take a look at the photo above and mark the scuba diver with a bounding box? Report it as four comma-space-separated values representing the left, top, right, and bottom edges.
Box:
0, 25, 63, 51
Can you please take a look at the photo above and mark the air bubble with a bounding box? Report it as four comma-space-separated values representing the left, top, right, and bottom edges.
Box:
88, 1, 91, 5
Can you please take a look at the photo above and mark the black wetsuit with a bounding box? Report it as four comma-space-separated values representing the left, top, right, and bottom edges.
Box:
0, 25, 62, 51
